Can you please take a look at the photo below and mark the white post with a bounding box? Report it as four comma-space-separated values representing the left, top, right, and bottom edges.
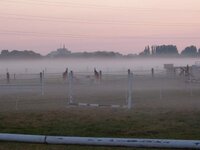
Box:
127, 70, 133, 109
68, 71, 73, 104
45, 67, 47, 74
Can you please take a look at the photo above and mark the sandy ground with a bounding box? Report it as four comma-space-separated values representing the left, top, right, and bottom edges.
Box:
0, 73, 200, 112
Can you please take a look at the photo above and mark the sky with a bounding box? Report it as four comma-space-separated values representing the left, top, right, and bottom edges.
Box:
0, 0, 200, 55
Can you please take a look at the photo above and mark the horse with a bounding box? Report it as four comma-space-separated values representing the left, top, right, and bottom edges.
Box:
94, 68, 99, 80
63, 68, 68, 80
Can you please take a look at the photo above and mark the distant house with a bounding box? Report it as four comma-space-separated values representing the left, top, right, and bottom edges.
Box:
47, 45, 71, 58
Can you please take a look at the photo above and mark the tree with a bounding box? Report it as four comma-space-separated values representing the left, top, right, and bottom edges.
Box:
0, 49, 41, 58
144, 46, 150, 55
139, 46, 150, 56
181, 45, 197, 56
1, 50, 9, 56
155, 45, 178, 55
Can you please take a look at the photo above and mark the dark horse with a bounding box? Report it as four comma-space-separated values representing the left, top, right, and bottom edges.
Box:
94, 68, 99, 80
63, 68, 68, 80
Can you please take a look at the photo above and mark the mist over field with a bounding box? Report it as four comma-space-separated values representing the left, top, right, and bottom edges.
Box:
1, 0, 200, 149
0, 57, 199, 74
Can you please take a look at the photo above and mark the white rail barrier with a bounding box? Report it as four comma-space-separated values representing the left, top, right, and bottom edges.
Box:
0, 133, 200, 149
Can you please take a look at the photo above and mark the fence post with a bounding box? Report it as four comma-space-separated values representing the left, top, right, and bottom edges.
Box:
159, 77, 163, 100
151, 68, 154, 78
189, 74, 193, 97
127, 69, 133, 109
68, 71, 74, 104
6, 72, 10, 84
99, 70, 102, 82
40, 72, 44, 96
42, 70, 45, 79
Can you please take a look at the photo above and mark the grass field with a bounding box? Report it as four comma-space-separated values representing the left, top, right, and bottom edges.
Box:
0, 107, 200, 150
0, 75, 200, 149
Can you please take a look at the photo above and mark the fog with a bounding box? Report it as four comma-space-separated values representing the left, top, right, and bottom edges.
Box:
0, 57, 199, 74
0, 57, 200, 112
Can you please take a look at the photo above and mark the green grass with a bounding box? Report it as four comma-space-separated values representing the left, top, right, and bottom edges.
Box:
0, 143, 176, 150
0, 108, 200, 149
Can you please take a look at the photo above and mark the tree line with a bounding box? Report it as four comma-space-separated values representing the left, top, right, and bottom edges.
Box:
139, 45, 200, 57
1, 45, 200, 59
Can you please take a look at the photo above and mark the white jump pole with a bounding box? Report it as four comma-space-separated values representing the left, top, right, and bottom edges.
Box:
127, 70, 133, 109
0, 133, 200, 149
0, 133, 45, 143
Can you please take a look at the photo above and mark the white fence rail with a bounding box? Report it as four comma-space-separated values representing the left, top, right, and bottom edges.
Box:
0, 133, 200, 149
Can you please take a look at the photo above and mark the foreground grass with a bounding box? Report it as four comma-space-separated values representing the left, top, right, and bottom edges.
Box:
0, 108, 200, 149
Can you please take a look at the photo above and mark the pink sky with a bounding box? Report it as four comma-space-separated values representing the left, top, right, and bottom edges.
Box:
0, 0, 200, 54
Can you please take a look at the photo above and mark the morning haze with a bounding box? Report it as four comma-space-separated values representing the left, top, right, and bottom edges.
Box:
1, 1, 200, 150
